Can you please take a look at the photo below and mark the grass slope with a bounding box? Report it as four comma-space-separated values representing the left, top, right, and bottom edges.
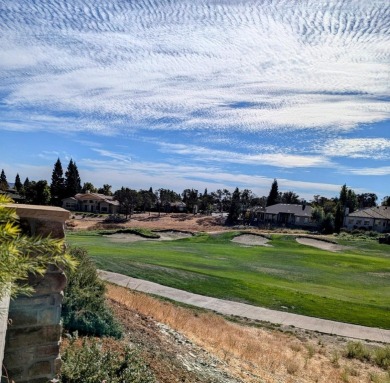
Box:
67, 231, 390, 329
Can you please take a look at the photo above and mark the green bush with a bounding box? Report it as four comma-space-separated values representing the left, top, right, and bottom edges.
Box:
58, 336, 155, 383
62, 247, 122, 338
374, 346, 390, 370
345, 341, 371, 362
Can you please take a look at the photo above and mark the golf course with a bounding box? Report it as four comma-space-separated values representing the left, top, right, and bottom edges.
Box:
66, 230, 390, 329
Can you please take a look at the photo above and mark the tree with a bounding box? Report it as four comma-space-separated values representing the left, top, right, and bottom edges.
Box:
382, 196, 390, 206
266, 179, 279, 206
182, 188, 199, 214
227, 187, 241, 225
138, 189, 155, 214
25, 180, 51, 205
81, 182, 97, 194
322, 212, 335, 234
311, 206, 325, 226
50, 158, 65, 206
65, 159, 81, 197
357, 193, 377, 208
97, 184, 113, 196
280, 191, 300, 204
14, 173, 22, 193
0, 169, 8, 191
334, 203, 343, 234
114, 187, 139, 219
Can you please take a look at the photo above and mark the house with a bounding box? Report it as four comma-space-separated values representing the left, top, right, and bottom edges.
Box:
62, 192, 119, 214
344, 206, 390, 233
0, 188, 25, 203
263, 203, 315, 227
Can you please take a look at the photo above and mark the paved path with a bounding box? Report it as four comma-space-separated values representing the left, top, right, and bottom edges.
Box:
99, 270, 390, 343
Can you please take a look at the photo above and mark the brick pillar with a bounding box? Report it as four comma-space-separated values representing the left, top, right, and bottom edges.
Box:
3, 205, 70, 383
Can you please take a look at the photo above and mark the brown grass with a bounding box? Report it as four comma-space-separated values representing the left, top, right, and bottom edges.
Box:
106, 284, 390, 383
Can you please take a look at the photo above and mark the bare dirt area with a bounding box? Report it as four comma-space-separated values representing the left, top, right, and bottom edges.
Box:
231, 234, 271, 247
68, 213, 227, 233
107, 284, 389, 383
296, 237, 349, 252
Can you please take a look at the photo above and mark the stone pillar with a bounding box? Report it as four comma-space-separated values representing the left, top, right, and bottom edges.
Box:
3, 205, 70, 383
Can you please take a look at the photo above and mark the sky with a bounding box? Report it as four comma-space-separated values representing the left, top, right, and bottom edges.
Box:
1, 0, 389, 202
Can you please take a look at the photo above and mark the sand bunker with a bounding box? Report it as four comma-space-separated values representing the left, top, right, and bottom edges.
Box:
296, 237, 348, 252
104, 231, 192, 243
231, 234, 270, 246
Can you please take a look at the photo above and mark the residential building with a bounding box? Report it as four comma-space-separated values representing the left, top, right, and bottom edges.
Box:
263, 203, 315, 227
62, 192, 119, 214
344, 206, 390, 233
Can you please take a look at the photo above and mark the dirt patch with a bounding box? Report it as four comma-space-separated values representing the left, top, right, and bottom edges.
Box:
231, 234, 271, 247
296, 237, 349, 252
69, 213, 227, 233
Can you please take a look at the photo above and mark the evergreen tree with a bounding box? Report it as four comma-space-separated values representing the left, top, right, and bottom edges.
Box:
334, 203, 343, 234
227, 187, 241, 224
266, 179, 279, 206
50, 158, 65, 206
65, 159, 81, 198
14, 173, 22, 192
0, 169, 8, 191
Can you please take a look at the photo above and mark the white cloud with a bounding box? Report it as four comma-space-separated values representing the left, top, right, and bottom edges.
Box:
0, 0, 389, 134
159, 143, 333, 168
349, 166, 390, 176
320, 138, 390, 159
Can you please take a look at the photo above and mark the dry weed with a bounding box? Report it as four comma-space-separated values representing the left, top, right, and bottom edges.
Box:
107, 284, 389, 383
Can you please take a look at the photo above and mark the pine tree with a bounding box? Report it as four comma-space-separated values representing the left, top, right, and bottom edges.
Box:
227, 187, 241, 224
0, 169, 8, 191
65, 159, 81, 198
266, 179, 279, 206
14, 173, 22, 192
50, 158, 65, 206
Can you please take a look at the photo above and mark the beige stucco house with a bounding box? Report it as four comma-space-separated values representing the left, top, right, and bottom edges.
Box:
62, 192, 119, 214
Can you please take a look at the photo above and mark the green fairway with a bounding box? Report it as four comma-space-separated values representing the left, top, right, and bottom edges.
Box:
66, 231, 390, 329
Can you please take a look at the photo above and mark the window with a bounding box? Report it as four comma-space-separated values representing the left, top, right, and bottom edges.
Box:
348, 219, 354, 224
89, 200, 93, 203
101, 207, 108, 212
356, 220, 362, 225
304, 217, 308, 223
364, 220, 370, 226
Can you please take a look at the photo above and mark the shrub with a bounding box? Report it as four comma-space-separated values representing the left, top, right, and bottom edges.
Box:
345, 341, 371, 362
0, 195, 76, 300
374, 346, 390, 370
58, 336, 155, 383
62, 247, 122, 338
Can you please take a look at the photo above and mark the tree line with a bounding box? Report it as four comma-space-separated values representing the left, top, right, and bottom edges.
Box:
1, 159, 389, 220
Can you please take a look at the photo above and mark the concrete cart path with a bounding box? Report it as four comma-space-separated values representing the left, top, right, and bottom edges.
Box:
99, 270, 390, 343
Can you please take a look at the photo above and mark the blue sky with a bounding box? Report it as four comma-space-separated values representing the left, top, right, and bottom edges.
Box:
1, 0, 389, 201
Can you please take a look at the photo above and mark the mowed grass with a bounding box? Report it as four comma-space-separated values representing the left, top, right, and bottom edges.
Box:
66, 231, 390, 329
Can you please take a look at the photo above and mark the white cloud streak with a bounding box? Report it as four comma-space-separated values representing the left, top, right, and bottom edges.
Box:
1, 0, 389, 134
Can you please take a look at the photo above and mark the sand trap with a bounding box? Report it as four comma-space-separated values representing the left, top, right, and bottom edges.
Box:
231, 234, 271, 246
104, 231, 192, 243
296, 237, 348, 252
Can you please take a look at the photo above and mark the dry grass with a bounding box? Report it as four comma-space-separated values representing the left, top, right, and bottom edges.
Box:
107, 284, 389, 383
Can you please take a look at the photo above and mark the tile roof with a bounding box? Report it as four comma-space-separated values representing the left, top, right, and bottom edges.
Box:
266, 203, 312, 217
348, 206, 390, 220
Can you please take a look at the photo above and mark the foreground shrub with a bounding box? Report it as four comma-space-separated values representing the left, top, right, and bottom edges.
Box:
58, 336, 155, 383
345, 341, 371, 362
374, 346, 390, 370
62, 247, 122, 338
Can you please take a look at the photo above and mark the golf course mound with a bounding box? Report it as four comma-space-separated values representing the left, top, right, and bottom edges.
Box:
231, 234, 271, 247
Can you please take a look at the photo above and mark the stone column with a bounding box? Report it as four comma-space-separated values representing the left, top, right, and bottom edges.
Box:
2, 205, 70, 383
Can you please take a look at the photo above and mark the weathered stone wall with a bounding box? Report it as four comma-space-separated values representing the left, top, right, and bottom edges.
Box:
2, 205, 70, 383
